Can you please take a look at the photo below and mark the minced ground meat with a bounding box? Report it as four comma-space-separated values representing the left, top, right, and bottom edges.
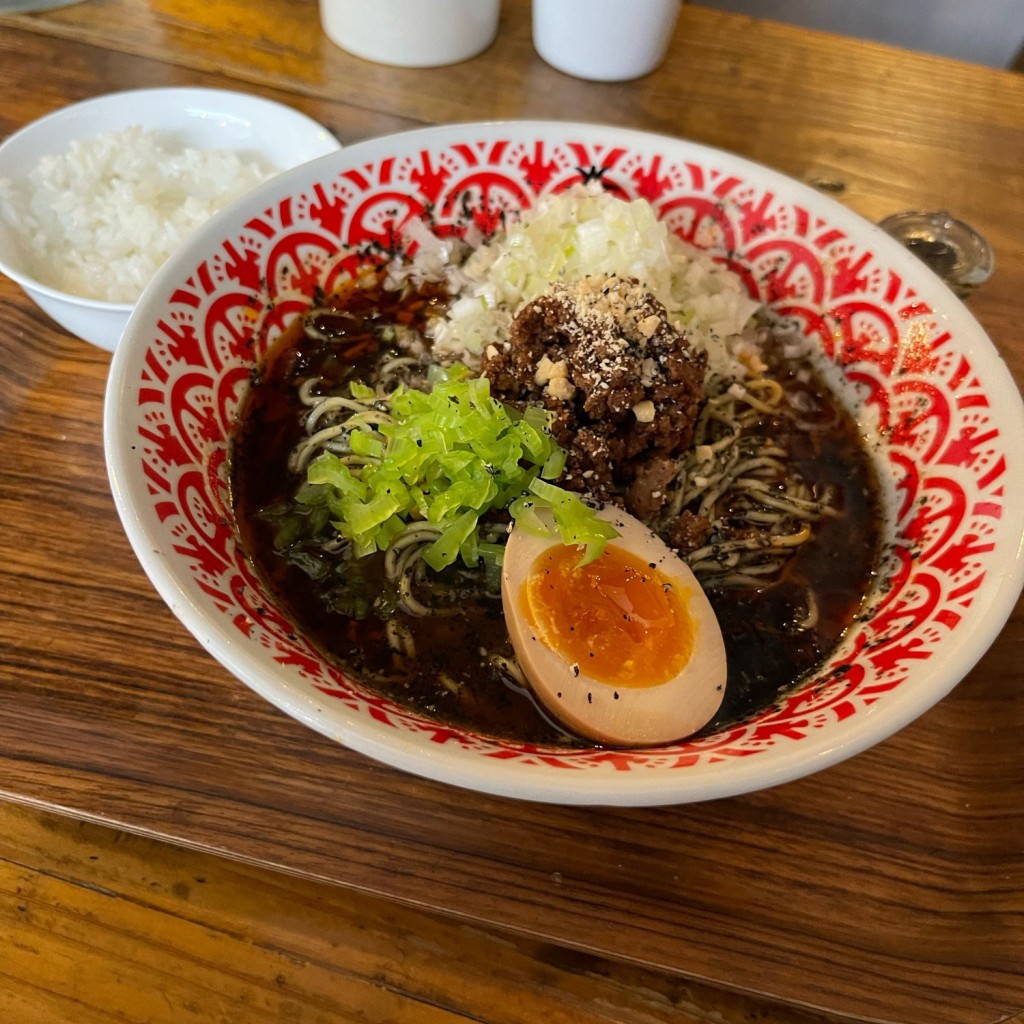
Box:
481, 273, 707, 525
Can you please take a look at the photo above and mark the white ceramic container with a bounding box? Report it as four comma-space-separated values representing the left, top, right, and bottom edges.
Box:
532, 0, 679, 81
319, 0, 501, 67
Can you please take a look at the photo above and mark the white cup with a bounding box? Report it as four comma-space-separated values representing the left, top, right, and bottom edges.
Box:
319, 0, 501, 68
532, 0, 679, 81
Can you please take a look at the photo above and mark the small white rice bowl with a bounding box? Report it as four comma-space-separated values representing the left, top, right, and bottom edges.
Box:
0, 88, 341, 351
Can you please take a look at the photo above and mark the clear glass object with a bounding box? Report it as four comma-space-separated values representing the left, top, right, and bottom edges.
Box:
878, 210, 994, 298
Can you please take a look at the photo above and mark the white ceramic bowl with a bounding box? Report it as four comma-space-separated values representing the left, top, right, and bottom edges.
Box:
105, 122, 1024, 805
0, 88, 341, 351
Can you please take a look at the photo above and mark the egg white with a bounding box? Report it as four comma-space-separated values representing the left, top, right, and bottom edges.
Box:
501, 505, 727, 747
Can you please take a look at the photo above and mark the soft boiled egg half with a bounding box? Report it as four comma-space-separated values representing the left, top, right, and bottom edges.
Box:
502, 505, 727, 747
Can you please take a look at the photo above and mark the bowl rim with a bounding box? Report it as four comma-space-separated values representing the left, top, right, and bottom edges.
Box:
105, 119, 1024, 805
0, 85, 341, 310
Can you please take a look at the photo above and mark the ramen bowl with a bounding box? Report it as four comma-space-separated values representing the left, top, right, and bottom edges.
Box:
104, 122, 1024, 805
0, 87, 341, 351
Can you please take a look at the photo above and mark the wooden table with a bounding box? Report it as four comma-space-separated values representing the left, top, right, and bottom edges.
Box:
1, 3, 1022, 1022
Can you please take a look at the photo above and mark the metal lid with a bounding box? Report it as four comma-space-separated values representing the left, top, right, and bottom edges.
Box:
878, 210, 994, 299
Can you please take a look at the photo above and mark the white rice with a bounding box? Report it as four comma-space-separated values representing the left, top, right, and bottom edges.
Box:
0, 125, 277, 303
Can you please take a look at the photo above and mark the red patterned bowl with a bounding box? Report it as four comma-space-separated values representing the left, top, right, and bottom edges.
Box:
104, 122, 1024, 805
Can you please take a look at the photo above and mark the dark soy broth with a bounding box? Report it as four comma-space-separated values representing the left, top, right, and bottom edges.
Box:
232, 281, 882, 747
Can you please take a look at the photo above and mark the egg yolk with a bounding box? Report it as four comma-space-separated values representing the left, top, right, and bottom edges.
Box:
520, 543, 696, 688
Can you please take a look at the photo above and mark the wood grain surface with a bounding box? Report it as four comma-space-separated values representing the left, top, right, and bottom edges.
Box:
2, 799, 854, 1024
1, 3, 1023, 1023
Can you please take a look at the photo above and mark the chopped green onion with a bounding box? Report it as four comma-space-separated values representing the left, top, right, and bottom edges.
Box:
527, 478, 619, 564
306, 365, 617, 569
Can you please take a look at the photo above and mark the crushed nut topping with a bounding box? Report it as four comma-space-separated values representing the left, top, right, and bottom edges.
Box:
481, 273, 707, 521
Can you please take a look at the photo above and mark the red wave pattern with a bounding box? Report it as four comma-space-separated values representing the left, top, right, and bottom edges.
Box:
131, 136, 1004, 771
